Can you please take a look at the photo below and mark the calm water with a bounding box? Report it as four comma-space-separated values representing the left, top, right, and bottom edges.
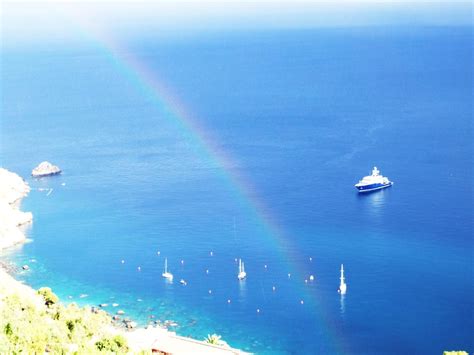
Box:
1, 27, 472, 354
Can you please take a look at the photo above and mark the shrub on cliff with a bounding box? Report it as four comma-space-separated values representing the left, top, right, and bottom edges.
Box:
37, 287, 59, 307
95, 335, 128, 352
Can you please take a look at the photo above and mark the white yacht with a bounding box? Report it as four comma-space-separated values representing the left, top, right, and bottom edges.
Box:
355, 167, 393, 192
237, 259, 247, 280
162, 258, 173, 281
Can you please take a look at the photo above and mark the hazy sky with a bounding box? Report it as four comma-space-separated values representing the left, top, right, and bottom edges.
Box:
1, 1, 472, 46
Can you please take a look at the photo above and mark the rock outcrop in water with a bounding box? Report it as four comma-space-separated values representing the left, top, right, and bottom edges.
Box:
0, 168, 32, 249
31, 161, 61, 177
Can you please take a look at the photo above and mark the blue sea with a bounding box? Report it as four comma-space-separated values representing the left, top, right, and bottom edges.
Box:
1, 27, 472, 354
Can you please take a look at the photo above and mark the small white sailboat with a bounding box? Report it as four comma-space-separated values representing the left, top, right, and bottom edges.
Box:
338, 264, 347, 295
162, 258, 173, 281
238, 258, 247, 280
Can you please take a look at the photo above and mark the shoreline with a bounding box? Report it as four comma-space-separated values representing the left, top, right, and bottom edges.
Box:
0, 168, 33, 249
0, 167, 245, 354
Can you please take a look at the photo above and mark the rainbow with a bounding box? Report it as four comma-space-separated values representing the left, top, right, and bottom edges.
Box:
70, 13, 349, 353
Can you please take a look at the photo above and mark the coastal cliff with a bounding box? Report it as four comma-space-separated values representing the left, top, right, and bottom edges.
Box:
0, 168, 32, 249
0, 269, 129, 353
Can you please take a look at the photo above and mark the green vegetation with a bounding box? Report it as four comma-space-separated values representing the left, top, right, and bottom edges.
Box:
205, 333, 222, 345
95, 335, 128, 352
0, 286, 132, 353
37, 287, 59, 307
205, 333, 229, 347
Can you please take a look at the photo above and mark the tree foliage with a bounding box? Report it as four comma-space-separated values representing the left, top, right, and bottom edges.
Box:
95, 335, 128, 352
37, 287, 59, 307
0, 285, 131, 353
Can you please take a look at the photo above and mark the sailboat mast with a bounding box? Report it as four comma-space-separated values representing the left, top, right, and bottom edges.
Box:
340, 264, 345, 284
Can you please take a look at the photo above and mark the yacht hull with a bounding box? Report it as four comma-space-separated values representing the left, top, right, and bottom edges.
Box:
356, 182, 393, 192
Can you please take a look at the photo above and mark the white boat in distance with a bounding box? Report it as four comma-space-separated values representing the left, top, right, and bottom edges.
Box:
162, 258, 173, 281
338, 264, 347, 295
355, 167, 393, 192
238, 259, 247, 280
